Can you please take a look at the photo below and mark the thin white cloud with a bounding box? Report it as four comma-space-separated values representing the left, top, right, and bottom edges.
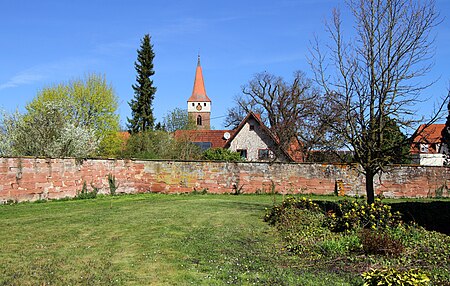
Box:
0, 57, 98, 91
0, 72, 45, 90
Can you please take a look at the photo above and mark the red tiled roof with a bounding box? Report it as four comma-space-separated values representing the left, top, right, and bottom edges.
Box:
187, 56, 211, 103
174, 129, 235, 148
412, 124, 445, 143
118, 131, 131, 141
285, 137, 304, 162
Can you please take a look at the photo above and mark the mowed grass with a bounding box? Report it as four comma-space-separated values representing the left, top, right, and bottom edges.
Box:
0, 194, 358, 286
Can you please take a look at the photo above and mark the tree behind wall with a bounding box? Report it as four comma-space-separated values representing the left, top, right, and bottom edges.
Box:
127, 34, 157, 133
163, 108, 197, 132
442, 99, 450, 157
24, 74, 120, 157
310, 0, 445, 203
225, 71, 342, 161
1, 103, 99, 158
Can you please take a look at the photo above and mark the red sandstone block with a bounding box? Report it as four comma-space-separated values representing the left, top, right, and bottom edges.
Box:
63, 181, 76, 187
150, 183, 167, 193
51, 181, 62, 188
17, 182, 36, 190
10, 189, 38, 197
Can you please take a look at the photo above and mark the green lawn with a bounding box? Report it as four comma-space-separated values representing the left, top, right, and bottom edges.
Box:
0, 194, 360, 285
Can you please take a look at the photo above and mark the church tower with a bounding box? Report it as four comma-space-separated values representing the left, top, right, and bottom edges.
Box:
188, 55, 211, 130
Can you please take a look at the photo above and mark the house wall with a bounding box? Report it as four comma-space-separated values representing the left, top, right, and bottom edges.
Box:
411, 153, 447, 166
228, 118, 290, 162
0, 157, 448, 203
411, 142, 443, 155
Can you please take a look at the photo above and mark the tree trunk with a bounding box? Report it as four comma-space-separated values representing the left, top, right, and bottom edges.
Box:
365, 170, 375, 204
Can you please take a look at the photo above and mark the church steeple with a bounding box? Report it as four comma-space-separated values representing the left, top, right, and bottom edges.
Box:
188, 55, 211, 103
187, 55, 211, 130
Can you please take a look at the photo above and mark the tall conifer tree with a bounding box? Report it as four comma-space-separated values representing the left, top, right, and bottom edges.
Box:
127, 34, 156, 133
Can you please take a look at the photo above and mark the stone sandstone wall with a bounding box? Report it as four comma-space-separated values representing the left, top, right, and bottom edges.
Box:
0, 157, 448, 203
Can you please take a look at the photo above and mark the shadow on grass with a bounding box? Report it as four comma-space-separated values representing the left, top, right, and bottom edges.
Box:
390, 201, 450, 235
315, 200, 450, 235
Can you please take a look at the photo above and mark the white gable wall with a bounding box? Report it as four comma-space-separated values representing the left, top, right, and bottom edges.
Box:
228, 118, 290, 162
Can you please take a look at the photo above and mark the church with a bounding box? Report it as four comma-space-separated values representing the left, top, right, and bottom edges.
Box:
174, 56, 303, 163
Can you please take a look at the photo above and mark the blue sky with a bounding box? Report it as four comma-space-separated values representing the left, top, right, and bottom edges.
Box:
1, 0, 450, 129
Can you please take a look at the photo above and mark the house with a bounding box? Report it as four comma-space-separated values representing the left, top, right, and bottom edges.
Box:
410, 124, 448, 166
224, 112, 302, 162
174, 56, 303, 162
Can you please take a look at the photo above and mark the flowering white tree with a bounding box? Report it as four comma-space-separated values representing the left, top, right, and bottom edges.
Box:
0, 102, 99, 158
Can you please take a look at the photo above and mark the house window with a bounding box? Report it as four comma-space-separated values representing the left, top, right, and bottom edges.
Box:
197, 115, 202, 126
193, 142, 212, 151
258, 149, 273, 160
420, 143, 429, 153
237, 149, 247, 159
249, 124, 255, 131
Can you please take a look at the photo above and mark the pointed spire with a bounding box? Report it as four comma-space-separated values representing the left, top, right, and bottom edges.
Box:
188, 55, 211, 102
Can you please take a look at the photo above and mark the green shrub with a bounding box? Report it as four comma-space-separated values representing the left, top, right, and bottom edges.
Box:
263, 196, 449, 284
325, 198, 401, 232
362, 268, 430, 286
76, 181, 98, 200
108, 174, 118, 195
202, 148, 242, 162
264, 196, 321, 226
275, 207, 329, 255
317, 233, 361, 256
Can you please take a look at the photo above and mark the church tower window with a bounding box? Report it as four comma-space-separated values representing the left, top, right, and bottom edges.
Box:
197, 115, 202, 126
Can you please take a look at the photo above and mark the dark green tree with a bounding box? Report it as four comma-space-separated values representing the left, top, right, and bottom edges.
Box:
382, 117, 410, 165
442, 99, 450, 155
127, 34, 156, 133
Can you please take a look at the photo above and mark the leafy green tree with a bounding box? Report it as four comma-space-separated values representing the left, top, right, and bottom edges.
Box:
163, 108, 197, 132
202, 148, 243, 162
26, 74, 120, 156
127, 34, 157, 133
0, 109, 20, 156
123, 130, 202, 160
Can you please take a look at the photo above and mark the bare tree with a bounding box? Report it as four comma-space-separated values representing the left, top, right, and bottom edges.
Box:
226, 71, 342, 161
310, 0, 447, 203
